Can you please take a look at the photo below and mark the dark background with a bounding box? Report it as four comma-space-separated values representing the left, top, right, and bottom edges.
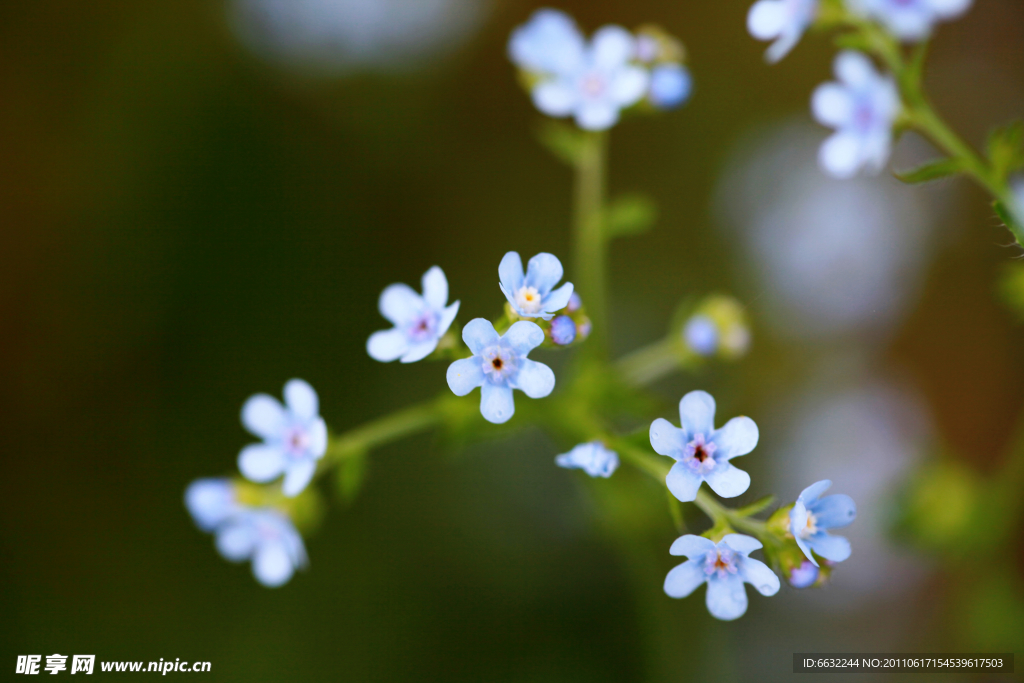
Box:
2, 1, 1022, 680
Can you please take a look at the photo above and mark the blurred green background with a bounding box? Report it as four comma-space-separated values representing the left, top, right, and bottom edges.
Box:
1, 0, 1022, 680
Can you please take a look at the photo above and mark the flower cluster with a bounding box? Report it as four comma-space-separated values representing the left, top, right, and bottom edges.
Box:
509, 8, 692, 130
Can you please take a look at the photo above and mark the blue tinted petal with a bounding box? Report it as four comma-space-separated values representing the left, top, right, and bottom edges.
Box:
669, 534, 716, 558
401, 340, 438, 363
284, 379, 319, 421
797, 479, 832, 506
739, 556, 780, 596
367, 328, 410, 362
282, 459, 316, 497
794, 534, 817, 566
252, 540, 295, 587
721, 533, 762, 556
437, 301, 460, 337
650, 418, 685, 458
379, 283, 423, 326
514, 359, 555, 399
480, 382, 515, 424
711, 416, 759, 459
216, 520, 256, 562
498, 252, 525, 293
542, 281, 574, 314
421, 266, 448, 310
447, 358, 485, 396
808, 532, 851, 563
666, 462, 702, 502
504, 320, 545, 355
678, 390, 716, 436
185, 478, 236, 532
664, 559, 707, 598
307, 418, 327, 458
706, 574, 748, 621
703, 463, 751, 498
238, 444, 286, 483
524, 252, 564, 294
811, 494, 857, 529
242, 394, 287, 440
462, 318, 499, 356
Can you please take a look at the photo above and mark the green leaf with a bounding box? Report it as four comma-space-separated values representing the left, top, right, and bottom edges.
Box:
336, 451, 368, 504
604, 193, 658, 238
893, 157, 963, 184
987, 120, 1024, 182
535, 121, 587, 166
993, 199, 1024, 236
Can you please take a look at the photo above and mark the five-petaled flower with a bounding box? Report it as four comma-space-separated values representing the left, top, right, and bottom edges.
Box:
650, 390, 759, 502
237, 379, 328, 497
447, 319, 555, 424
499, 252, 575, 321
812, 50, 901, 179
789, 479, 857, 566
367, 266, 460, 363
747, 0, 819, 63
664, 534, 780, 620
555, 441, 619, 478
214, 508, 308, 588
848, 0, 973, 41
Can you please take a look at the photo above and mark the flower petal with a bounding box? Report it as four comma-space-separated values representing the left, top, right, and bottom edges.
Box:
794, 534, 817, 566
666, 461, 702, 502
765, 32, 800, 63
739, 556, 781, 596
811, 83, 853, 127
508, 8, 585, 75
808, 532, 851, 563
678, 390, 716, 436
514, 359, 555, 398
379, 283, 423, 326
282, 459, 317, 498
421, 266, 448, 310
216, 521, 256, 562
818, 131, 863, 179
590, 25, 634, 69
711, 416, 759, 459
609, 66, 649, 107
811, 493, 857, 529
284, 379, 318, 421
367, 328, 410, 362
664, 559, 707, 598
533, 80, 578, 117
480, 382, 515, 424
524, 252, 564, 294
542, 282, 575, 314
437, 300, 460, 338
747, 0, 787, 39
706, 574, 748, 621
185, 478, 236, 532
650, 418, 685, 458
721, 533, 762, 556
834, 50, 875, 88
504, 320, 545, 355
400, 340, 439, 364
931, 0, 972, 17
704, 463, 751, 498
238, 444, 286, 483
242, 394, 287, 440
447, 358, 485, 396
307, 417, 327, 458
797, 479, 832, 506
252, 540, 295, 588
669, 534, 716, 558
576, 102, 619, 131
462, 318, 500, 356
498, 251, 525, 295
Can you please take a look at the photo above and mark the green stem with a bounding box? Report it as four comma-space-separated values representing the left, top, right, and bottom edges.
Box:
615, 337, 685, 387
574, 130, 609, 356
324, 399, 445, 465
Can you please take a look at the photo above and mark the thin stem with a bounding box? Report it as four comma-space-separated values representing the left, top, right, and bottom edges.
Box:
574, 130, 609, 357
615, 337, 685, 388
324, 399, 445, 465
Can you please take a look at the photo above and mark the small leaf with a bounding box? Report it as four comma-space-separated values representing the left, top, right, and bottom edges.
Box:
336, 451, 368, 505
893, 157, 963, 184
993, 200, 1024, 236
535, 121, 587, 166
604, 193, 658, 238
735, 495, 776, 518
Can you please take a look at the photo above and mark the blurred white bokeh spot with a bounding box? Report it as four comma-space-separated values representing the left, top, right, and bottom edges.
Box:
229, 0, 489, 73
717, 122, 952, 342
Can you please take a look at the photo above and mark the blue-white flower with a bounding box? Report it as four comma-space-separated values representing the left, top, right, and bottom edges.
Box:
549, 315, 577, 345
527, 24, 650, 130
185, 478, 239, 532
215, 509, 308, 587
747, 0, 819, 63
664, 534, 780, 621
848, 0, 973, 41
789, 479, 857, 566
788, 559, 820, 588
555, 441, 619, 478
238, 379, 328, 497
812, 51, 900, 179
650, 391, 759, 502
684, 315, 719, 356
367, 266, 460, 363
446, 319, 554, 424
499, 252, 574, 321
508, 8, 585, 76
648, 63, 692, 110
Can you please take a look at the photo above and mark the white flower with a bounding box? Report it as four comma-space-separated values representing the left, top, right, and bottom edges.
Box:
847, 0, 973, 41
555, 442, 619, 478
747, 0, 819, 63
238, 379, 328, 497
812, 51, 901, 179
367, 266, 460, 363
529, 25, 650, 131
215, 509, 308, 587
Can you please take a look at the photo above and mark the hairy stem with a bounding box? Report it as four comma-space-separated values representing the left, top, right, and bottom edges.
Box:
574, 130, 609, 356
